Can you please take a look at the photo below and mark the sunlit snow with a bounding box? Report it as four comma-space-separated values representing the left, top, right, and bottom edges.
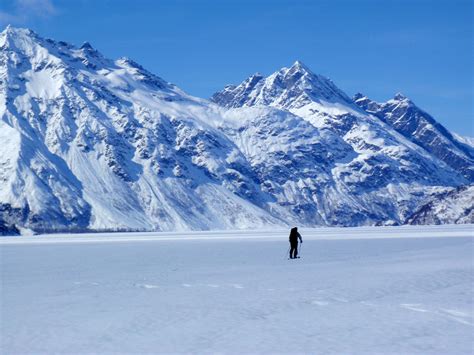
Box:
1, 225, 472, 353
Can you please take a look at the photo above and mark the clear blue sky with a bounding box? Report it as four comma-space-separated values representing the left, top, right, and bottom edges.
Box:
1, 0, 472, 135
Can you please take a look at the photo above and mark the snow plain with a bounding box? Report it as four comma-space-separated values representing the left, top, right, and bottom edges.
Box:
1, 225, 473, 354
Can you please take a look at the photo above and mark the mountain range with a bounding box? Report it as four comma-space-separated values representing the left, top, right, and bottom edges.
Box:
1, 26, 472, 235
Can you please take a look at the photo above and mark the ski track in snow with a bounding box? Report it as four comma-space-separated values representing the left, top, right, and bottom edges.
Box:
1, 225, 473, 354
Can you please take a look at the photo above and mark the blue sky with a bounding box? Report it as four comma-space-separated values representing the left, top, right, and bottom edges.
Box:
1, 0, 472, 135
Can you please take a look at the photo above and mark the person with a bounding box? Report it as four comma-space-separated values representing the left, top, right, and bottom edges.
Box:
289, 227, 302, 259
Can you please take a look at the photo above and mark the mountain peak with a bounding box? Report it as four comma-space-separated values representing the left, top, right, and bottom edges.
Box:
0, 26, 39, 51
285, 60, 314, 78
246, 72, 264, 84
390, 92, 414, 106
290, 60, 310, 71
212, 61, 353, 108
3, 24, 12, 32
353, 92, 367, 102
79, 41, 103, 58
80, 41, 94, 50
393, 92, 408, 101
1, 25, 35, 38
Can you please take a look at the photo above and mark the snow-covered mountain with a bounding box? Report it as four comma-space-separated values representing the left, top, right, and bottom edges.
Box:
211, 61, 353, 111
0, 26, 282, 234
405, 185, 474, 225
211, 62, 471, 225
353, 93, 474, 181
0, 26, 472, 235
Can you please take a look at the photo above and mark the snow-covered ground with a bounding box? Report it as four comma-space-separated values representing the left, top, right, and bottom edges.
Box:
1, 225, 473, 354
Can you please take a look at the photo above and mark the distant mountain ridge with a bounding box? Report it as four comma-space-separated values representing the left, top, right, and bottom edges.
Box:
0, 26, 472, 235
353, 93, 474, 181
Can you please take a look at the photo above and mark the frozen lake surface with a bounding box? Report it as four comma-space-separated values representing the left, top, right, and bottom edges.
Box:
1, 225, 473, 354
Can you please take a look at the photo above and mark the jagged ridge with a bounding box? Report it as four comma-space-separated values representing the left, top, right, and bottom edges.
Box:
353, 93, 474, 181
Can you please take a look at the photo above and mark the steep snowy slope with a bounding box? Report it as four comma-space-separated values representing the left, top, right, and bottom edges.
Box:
353, 93, 474, 181
0, 26, 282, 232
211, 62, 468, 225
406, 185, 474, 225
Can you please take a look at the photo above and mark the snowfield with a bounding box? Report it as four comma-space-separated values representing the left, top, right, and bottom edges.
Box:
1, 225, 473, 354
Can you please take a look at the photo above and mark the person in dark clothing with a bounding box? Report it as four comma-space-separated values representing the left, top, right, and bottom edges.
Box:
289, 227, 303, 259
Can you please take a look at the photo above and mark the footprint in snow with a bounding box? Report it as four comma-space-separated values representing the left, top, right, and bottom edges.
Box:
182, 283, 192, 287
229, 283, 244, 289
